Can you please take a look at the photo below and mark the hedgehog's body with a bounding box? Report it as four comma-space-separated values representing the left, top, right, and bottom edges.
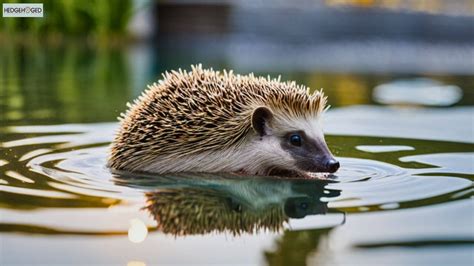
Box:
108, 65, 339, 177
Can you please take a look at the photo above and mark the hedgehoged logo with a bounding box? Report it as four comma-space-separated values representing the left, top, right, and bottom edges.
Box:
3, 3, 43, 18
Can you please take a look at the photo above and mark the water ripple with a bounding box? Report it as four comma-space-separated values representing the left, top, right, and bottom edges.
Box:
1, 123, 472, 215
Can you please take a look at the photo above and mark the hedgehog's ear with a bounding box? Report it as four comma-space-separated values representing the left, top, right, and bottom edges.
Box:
252, 107, 273, 137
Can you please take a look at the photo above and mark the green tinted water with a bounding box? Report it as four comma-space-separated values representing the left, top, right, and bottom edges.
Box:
0, 44, 473, 265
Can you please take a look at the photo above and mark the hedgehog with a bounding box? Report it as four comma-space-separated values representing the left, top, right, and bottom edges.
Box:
108, 65, 339, 177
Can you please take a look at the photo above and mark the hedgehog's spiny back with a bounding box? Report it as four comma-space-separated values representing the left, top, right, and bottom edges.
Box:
109, 65, 326, 170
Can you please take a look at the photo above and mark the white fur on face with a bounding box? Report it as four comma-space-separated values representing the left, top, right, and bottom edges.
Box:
138, 115, 326, 175
243, 136, 297, 175
274, 114, 325, 142
140, 134, 297, 175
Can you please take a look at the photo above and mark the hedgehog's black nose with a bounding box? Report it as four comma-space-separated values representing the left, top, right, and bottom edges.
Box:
326, 159, 340, 173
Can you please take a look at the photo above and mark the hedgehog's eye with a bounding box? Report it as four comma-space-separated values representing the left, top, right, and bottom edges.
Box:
300, 202, 308, 210
289, 134, 302, 146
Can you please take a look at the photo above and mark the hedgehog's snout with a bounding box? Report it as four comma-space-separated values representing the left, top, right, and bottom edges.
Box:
325, 158, 340, 173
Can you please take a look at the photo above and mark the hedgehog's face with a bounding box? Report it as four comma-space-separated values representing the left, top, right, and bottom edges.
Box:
251, 107, 339, 176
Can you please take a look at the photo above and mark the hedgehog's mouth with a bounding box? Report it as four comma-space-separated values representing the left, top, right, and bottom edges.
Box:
267, 168, 332, 179
267, 168, 302, 178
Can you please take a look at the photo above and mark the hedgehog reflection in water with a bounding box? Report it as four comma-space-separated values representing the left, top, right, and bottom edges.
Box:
140, 175, 340, 236
109, 65, 340, 177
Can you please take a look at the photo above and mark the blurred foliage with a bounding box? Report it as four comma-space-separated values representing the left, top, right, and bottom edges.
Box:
0, 0, 132, 39
0, 42, 132, 126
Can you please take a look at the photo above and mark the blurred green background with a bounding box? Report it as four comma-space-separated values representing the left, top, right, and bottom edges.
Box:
1, 0, 132, 41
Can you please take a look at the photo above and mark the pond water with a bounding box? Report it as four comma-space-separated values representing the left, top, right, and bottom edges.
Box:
0, 44, 473, 265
